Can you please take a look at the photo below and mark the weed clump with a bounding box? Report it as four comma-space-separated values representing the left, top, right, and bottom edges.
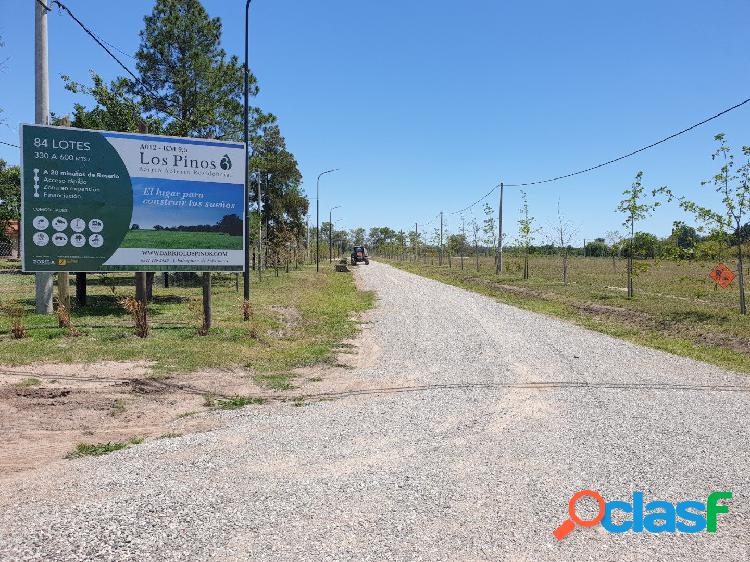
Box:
215, 395, 265, 410
242, 300, 259, 338
65, 436, 144, 459
55, 303, 82, 337
119, 297, 149, 338
2, 301, 27, 339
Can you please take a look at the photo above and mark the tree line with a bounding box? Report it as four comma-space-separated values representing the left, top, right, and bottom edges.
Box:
362, 133, 750, 314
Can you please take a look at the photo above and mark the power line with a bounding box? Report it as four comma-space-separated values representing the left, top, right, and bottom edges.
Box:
0, 140, 19, 148
89, 31, 136, 61
418, 212, 441, 229
46, 0, 181, 123
505, 95, 750, 187
447, 95, 750, 215
50, 1, 139, 83
451, 184, 499, 215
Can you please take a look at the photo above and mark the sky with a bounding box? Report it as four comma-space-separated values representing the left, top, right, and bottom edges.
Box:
1, 0, 749, 244
131, 178, 243, 229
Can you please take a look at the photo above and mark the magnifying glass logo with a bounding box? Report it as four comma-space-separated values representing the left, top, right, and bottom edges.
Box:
553, 490, 606, 541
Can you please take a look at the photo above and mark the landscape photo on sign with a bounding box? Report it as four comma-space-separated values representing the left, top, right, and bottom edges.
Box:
20, 124, 246, 273
123, 177, 243, 250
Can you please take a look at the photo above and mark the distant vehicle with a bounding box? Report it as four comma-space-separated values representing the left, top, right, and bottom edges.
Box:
351, 246, 369, 265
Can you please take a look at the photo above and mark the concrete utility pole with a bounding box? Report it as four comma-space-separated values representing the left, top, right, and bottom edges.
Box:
460, 217, 465, 270
496, 182, 504, 274
439, 211, 443, 266
34, 0, 54, 314
415, 222, 419, 260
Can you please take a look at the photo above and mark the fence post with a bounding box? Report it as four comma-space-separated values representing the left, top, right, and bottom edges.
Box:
75, 273, 86, 307
146, 272, 154, 301
58, 273, 70, 312
135, 272, 147, 303
202, 272, 212, 331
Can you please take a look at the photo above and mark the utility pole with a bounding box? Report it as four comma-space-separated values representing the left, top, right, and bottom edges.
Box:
329, 211, 333, 263
496, 182, 504, 275
439, 211, 444, 266
415, 222, 419, 260
460, 217, 465, 270
34, 0, 53, 314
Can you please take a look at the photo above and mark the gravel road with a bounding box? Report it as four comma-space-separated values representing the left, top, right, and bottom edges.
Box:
2, 261, 749, 561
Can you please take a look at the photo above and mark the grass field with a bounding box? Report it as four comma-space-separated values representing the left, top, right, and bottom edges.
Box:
0, 265, 373, 374
382, 253, 750, 374
120, 229, 243, 250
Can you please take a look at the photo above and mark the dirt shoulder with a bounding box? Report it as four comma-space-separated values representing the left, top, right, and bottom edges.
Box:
0, 309, 379, 479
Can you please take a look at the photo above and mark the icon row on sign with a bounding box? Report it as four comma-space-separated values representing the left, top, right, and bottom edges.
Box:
32, 232, 104, 248
32, 216, 104, 233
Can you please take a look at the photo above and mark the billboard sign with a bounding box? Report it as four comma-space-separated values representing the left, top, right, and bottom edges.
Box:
20, 124, 245, 272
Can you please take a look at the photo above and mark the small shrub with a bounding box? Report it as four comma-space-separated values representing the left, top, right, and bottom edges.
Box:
119, 297, 149, 338
253, 373, 296, 390
158, 432, 182, 439
242, 300, 259, 338
65, 441, 128, 459
101, 274, 117, 295
55, 303, 82, 337
17, 377, 41, 387
215, 395, 265, 410
110, 399, 126, 416
2, 301, 28, 339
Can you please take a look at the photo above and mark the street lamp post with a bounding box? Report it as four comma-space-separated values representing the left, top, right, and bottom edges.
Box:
329, 205, 341, 262
316, 168, 338, 272
242, 0, 253, 305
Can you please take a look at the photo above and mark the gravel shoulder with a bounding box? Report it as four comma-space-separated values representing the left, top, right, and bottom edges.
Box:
1, 261, 749, 561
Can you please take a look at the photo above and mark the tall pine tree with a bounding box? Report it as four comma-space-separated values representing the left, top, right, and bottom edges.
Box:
134, 0, 252, 139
